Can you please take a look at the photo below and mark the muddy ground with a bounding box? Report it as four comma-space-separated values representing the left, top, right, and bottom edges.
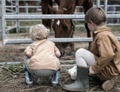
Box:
0, 30, 120, 92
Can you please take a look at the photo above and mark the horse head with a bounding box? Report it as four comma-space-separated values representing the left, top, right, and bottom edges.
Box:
48, 5, 75, 56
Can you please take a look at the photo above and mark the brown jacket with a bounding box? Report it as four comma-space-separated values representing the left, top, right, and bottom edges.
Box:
25, 39, 60, 71
90, 26, 120, 80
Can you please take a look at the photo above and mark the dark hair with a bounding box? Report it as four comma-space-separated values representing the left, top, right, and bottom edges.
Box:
85, 6, 106, 25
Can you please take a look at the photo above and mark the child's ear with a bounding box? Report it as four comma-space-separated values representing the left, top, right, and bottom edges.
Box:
90, 21, 93, 25
90, 21, 96, 26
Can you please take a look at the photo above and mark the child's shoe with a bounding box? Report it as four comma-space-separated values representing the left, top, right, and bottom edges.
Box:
25, 68, 34, 86
102, 76, 118, 91
51, 70, 60, 87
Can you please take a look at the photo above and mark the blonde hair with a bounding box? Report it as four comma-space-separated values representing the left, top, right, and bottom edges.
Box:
29, 24, 50, 41
85, 6, 106, 25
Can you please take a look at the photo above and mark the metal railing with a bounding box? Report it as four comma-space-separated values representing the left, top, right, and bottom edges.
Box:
0, 0, 120, 45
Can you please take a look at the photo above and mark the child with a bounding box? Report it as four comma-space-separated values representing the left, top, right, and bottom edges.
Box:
24, 24, 61, 86
63, 6, 120, 91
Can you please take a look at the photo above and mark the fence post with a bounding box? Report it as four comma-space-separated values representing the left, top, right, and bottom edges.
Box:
1, 0, 7, 45
104, 0, 108, 13
15, 0, 20, 33
0, 1, 1, 27
0, 0, 2, 40
96, 0, 100, 6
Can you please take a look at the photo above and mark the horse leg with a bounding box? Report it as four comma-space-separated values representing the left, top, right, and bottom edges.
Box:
82, 0, 93, 49
41, 0, 52, 29
69, 42, 75, 56
85, 23, 91, 49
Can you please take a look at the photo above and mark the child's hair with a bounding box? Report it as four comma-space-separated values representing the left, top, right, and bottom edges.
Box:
85, 6, 106, 25
29, 24, 50, 41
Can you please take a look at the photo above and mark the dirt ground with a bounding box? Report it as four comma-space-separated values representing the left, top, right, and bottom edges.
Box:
0, 31, 120, 92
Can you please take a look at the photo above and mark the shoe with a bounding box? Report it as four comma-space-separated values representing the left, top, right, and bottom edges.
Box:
102, 76, 118, 91
25, 68, 33, 86
63, 66, 89, 91
51, 70, 60, 87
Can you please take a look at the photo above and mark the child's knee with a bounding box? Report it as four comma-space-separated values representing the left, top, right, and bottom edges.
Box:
75, 48, 85, 56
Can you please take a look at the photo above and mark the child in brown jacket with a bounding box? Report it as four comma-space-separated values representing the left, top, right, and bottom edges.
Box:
24, 24, 61, 86
63, 6, 120, 91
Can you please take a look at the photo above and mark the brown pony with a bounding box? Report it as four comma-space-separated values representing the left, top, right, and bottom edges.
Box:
41, 0, 93, 56
48, 3, 75, 56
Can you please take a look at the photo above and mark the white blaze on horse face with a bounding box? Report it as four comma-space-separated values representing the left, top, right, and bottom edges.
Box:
57, 20, 60, 26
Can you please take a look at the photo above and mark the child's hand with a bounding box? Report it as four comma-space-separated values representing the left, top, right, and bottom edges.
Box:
25, 51, 32, 58
89, 66, 95, 75
55, 50, 61, 58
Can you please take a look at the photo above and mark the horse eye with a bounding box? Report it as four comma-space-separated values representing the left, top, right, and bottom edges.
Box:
64, 26, 68, 30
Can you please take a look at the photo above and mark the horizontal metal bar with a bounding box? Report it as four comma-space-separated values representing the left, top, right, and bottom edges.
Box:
107, 23, 120, 26
4, 38, 92, 45
4, 14, 84, 20
3, 37, 120, 45
8, 0, 41, 1
5, 5, 82, 8
0, 60, 75, 65
0, 62, 22, 65
0, 62, 76, 67
5, 6, 41, 8
4, 14, 120, 20
107, 14, 120, 18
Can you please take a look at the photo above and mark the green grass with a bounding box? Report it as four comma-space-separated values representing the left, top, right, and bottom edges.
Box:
1, 63, 24, 74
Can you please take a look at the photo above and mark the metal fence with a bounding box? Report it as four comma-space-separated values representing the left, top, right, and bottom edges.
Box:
0, 0, 120, 45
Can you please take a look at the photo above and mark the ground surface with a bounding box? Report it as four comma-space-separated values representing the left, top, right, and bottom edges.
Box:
0, 30, 120, 92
